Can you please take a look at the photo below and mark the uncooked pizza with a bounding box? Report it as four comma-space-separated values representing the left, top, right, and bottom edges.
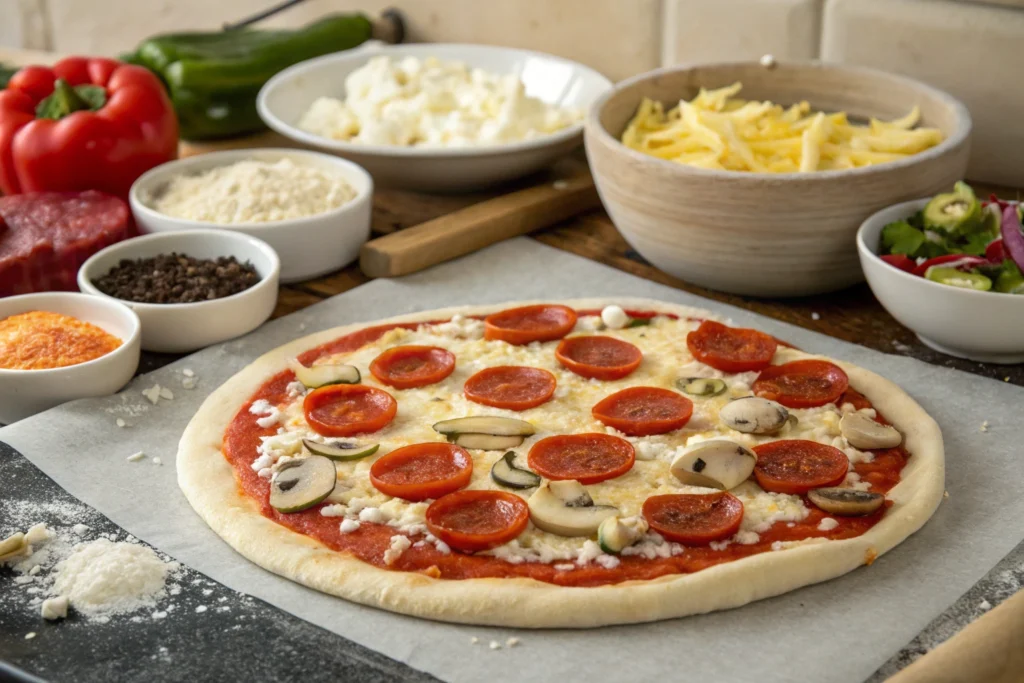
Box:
177, 299, 944, 627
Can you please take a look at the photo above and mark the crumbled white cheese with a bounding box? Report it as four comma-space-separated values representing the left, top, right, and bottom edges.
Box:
153, 158, 356, 224
152, 457, 162, 466
818, 517, 839, 532
595, 554, 621, 569
142, 384, 162, 405
359, 507, 387, 524
298, 56, 582, 147
339, 519, 360, 534
600, 305, 629, 330
489, 641, 502, 650
71, 524, 90, 536
41, 595, 69, 621
771, 541, 785, 551
709, 540, 730, 551
116, 418, 127, 428
24, 524, 51, 546
979, 599, 992, 611
735, 530, 760, 545
383, 535, 411, 566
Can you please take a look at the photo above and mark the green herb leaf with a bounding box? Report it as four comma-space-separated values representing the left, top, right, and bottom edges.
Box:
880, 220, 926, 256
959, 229, 995, 257
0, 63, 16, 90
625, 318, 652, 328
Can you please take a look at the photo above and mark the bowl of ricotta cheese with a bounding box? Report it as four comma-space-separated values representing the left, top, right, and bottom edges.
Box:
257, 44, 613, 192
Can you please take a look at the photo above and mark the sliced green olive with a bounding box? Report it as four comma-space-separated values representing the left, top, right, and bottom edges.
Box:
490, 451, 541, 489
677, 377, 727, 397
597, 516, 648, 554
292, 363, 360, 389
303, 439, 379, 461
432, 416, 536, 438
528, 481, 618, 537
808, 487, 885, 516
269, 456, 337, 513
925, 267, 992, 291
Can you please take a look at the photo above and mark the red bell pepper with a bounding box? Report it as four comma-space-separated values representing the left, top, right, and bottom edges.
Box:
0, 56, 178, 198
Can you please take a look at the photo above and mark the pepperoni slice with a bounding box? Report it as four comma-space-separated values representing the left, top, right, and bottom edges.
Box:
463, 366, 556, 411
370, 345, 456, 389
369, 442, 473, 502
555, 335, 643, 381
591, 387, 693, 436
484, 304, 577, 345
686, 320, 778, 372
752, 359, 850, 409
303, 384, 397, 437
528, 433, 635, 484
642, 493, 744, 545
425, 490, 529, 552
753, 440, 849, 494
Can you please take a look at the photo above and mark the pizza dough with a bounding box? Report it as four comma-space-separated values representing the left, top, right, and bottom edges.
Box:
177, 298, 944, 628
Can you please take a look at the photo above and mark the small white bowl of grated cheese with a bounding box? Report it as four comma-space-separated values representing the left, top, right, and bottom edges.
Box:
129, 148, 373, 282
257, 44, 613, 191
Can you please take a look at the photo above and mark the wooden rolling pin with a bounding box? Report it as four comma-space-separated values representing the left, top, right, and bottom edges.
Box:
359, 168, 600, 278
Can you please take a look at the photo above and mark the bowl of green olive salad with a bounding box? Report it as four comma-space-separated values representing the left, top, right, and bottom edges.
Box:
857, 182, 1024, 363
128, 148, 373, 282
78, 229, 280, 353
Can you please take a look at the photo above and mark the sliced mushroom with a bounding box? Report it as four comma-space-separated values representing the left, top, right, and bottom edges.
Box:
528, 481, 619, 537
720, 397, 789, 435
808, 487, 885, 516
671, 440, 757, 490
269, 455, 337, 513
840, 412, 902, 450
432, 416, 536, 438
677, 377, 727, 397
303, 439, 379, 461
291, 362, 360, 389
451, 433, 525, 450
490, 451, 541, 490
597, 516, 649, 553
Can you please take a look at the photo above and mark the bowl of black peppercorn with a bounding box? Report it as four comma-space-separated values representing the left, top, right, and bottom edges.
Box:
78, 229, 281, 353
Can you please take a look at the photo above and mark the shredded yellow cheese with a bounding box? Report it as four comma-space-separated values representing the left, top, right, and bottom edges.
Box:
620, 83, 944, 173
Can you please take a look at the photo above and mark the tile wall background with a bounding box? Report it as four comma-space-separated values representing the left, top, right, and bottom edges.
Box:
1, 0, 1021, 184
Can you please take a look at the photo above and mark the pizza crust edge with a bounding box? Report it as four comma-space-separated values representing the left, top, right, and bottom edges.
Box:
176, 297, 945, 628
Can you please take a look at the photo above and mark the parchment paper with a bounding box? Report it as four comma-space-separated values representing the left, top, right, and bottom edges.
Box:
3, 238, 1022, 683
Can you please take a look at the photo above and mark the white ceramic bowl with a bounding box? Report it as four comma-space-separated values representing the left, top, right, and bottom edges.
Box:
0, 292, 141, 424
129, 148, 373, 283
257, 43, 613, 191
78, 230, 280, 354
858, 199, 1024, 364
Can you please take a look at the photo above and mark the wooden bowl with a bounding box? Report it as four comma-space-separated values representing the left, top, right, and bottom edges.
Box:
584, 62, 972, 297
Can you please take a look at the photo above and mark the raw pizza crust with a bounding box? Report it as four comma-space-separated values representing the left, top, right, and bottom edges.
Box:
177, 298, 945, 628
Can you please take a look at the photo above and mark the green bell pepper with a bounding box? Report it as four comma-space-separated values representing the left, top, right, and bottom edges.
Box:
126, 13, 373, 140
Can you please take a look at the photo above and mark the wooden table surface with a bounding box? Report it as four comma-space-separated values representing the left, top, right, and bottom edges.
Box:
276, 177, 1024, 387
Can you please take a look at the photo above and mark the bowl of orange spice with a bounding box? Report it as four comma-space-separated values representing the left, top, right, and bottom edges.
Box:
0, 292, 141, 423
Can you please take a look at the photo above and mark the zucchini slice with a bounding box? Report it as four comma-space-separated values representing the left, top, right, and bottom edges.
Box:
490, 451, 541, 489
527, 481, 619, 537
597, 516, 648, 554
451, 433, 525, 450
677, 377, 727, 397
433, 416, 536, 438
292, 363, 360, 389
303, 439, 379, 461
269, 456, 337, 513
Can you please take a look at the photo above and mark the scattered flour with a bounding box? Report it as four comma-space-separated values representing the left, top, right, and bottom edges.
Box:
52, 538, 179, 621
